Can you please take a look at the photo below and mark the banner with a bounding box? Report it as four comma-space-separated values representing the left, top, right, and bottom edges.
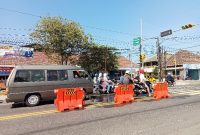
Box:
0, 46, 34, 57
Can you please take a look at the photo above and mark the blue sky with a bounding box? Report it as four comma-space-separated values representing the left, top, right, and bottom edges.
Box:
1, 0, 200, 61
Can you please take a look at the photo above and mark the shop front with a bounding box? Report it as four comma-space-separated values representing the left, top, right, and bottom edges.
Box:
183, 64, 200, 80
0, 66, 14, 80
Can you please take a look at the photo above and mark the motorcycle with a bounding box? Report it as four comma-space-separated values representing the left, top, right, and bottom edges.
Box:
93, 80, 115, 94
134, 80, 153, 96
166, 80, 175, 87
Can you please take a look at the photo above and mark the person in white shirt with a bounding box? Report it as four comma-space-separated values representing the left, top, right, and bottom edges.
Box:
139, 69, 151, 97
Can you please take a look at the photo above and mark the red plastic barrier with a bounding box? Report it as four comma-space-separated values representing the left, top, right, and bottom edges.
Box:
114, 84, 134, 105
54, 87, 85, 112
153, 82, 169, 100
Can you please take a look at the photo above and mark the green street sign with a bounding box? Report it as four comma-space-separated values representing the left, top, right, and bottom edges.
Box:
133, 37, 141, 46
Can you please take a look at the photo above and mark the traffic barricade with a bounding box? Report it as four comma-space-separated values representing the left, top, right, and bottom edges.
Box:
54, 87, 85, 112
153, 82, 169, 100
0, 82, 6, 91
114, 84, 134, 105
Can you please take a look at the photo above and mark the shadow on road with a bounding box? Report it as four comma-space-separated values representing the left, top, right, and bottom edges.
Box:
11, 100, 54, 108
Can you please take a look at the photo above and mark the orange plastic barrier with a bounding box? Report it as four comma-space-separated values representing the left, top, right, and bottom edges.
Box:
54, 87, 85, 112
153, 82, 169, 100
0, 83, 6, 90
114, 84, 134, 105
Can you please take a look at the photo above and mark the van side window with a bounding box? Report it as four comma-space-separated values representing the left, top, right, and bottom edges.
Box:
30, 70, 45, 82
47, 70, 58, 81
58, 70, 68, 81
73, 70, 88, 79
14, 70, 30, 82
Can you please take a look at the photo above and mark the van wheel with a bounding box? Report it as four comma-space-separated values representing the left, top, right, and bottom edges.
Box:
25, 94, 40, 107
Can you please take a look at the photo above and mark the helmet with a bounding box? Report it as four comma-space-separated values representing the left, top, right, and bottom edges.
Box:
125, 70, 130, 74
139, 69, 144, 74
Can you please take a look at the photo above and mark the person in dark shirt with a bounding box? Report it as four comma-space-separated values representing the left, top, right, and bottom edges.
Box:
166, 73, 174, 83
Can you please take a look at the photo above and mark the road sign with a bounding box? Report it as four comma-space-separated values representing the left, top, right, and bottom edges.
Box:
160, 29, 172, 37
133, 37, 141, 46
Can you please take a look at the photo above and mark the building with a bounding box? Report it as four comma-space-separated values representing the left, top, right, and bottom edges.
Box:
143, 55, 158, 73
0, 44, 137, 81
143, 50, 200, 80
166, 50, 200, 80
117, 56, 137, 71
143, 54, 172, 73
0, 44, 53, 80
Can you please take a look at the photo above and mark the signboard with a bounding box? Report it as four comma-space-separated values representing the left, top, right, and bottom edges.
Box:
0, 67, 14, 75
0, 46, 34, 57
160, 29, 172, 37
133, 37, 141, 46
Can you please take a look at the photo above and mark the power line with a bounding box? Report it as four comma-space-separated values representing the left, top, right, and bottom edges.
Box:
0, 7, 136, 36
0, 7, 41, 18
0, 27, 33, 31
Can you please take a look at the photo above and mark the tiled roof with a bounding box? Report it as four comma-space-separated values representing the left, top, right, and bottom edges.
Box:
117, 56, 136, 68
0, 52, 53, 65
167, 50, 200, 66
0, 51, 137, 69
144, 54, 172, 63
144, 55, 157, 62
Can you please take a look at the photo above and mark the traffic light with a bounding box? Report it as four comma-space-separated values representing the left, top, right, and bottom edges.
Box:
140, 54, 142, 62
139, 54, 146, 62
181, 24, 195, 30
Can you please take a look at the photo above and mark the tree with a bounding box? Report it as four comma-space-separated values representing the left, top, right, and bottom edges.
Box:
152, 67, 159, 79
31, 17, 89, 64
78, 44, 119, 73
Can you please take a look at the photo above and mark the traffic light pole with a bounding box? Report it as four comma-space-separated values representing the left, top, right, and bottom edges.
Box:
139, 41, 142, 68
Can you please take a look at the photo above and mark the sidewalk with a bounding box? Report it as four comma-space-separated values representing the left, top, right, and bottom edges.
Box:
175, 80, 200, 86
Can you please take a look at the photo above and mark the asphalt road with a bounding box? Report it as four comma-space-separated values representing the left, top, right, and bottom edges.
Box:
0, 92, 200, 135
1, 84, 200, 135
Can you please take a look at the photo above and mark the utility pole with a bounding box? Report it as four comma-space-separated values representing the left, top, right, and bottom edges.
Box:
104, 45, 107, 72
156, 37, 162, 82
174, 53, 177, 80
164, 48, 167, 78
140, 18, 143, 68
161, 46, 164, 80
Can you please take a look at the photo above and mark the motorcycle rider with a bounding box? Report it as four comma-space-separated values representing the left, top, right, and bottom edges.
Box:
166, 72, 174, 85
139, 69, 151, 97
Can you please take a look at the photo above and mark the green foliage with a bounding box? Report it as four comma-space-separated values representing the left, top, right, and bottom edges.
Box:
152, 67, 159, 79
31, 17, 89, 64
31, 16, 119, 73
78, 44, 119, 73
